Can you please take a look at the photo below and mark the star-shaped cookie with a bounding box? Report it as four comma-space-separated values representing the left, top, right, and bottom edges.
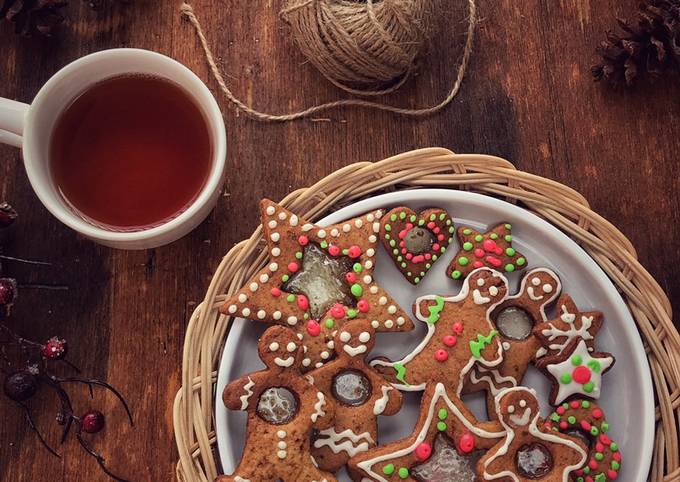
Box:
220, 199, 414, 371
533, 294, 604, 358
446, 223, 527, 280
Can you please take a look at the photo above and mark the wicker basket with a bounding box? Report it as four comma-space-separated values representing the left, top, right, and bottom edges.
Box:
173, 148, 680, 482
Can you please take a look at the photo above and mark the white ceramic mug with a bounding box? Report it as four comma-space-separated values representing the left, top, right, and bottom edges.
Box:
0, 48, 227, 250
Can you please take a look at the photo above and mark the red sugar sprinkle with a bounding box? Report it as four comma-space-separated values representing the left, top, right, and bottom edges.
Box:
613, 452, 622, 462
474, 248, 485, 258
434, 349, 448, 362
581, 421, 592, 431
443, 335, 457, 347
574, 469, 584, 476
560, 421, 568, 430
458, 432, 475, 454
306, 320, 321, 337
298, 235, 309, 246
585, 477, 594, 482
483, 239, 497, 252
433, 227, 440, 234
599, 434, 611, 445
595, 442, 605, 452
607, 469, 618, 479
357, 300, 370, 312
452, 322, 464, 335
401, 248, 407, 255
592, 408, 603, 419
399, 241, 405, 248
330, 304, 346, 319
345, 272, 357, 283
570, 400, 580, 409
288, 262, 299, 273
473, 261, 484, 268
556, 406, 566, 415
485, 255, 502, 267
427, 222, 436, 229
297, 295, 309, 311
405, 253, 413, 260
328, 245, 340, 256
437, 234, 445, 241
348, 246, 362, 258
494, 247, 503, 255
414, 442, 432, 461
572, 365, 592, 384
412, 255, 425, 263
589, 459, 598, 470
424, 253, 432, 260
432, 243, 440, 251
398, 229, 408, 239
271, 288, 281, 297
406, 223, 413, 230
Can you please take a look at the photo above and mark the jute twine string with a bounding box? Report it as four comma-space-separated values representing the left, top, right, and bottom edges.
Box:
179, 1, 476, 121
173, 148, 680, 482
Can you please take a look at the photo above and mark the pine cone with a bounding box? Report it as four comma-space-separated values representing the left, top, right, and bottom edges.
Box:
592, 0, 680, 86
0, 0, 67, 36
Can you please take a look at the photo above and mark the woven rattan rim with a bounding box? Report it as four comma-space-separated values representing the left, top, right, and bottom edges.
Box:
173, 147, 680, 482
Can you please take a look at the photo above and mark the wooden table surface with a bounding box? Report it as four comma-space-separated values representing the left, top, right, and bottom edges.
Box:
1, 1, 678, 480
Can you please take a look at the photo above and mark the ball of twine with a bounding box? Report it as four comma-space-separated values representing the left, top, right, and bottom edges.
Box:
280, 0, 435, 96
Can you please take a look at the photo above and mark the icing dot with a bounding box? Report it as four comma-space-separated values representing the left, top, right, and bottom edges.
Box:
363, 275, 373, 284
369, 286, 379, 294
257, 310, 266, 319
317, 229, 327, 239
397, 317, 406, 325
354, 219, 363, 228
273, 311, 282, 320
241, 308, 251, 317
266, 206, 276, 215
532, 277, 541, 286
378, 296, 388, 305
268, 220, 277, 229
340, 331, 352, 342
277, 451, 287, 459
477, 278, 485, 287
543, 284, 553, 293
287, 316, 298, 326
367, 213, 375, 222
228, 305, 237, 314
286, 342, 297, 352
271, 247, 281, 257
259, 274, 269, 283
270, 233, 280, 242
387, 305, 397, 314
289, 215, 298, 226
277, 430, 286, 438
269, 262, 278, 272
238, 294, 248, 303
368, 235, 377, 243
269, 342, 279, 351
249, 282, 258, 292
364, 261, 373, 269
342, 224, 351, 232
320, 351, 330, 359
489, 286, 499, 296
359, 332, 370, 343
277, 441, 287, 449
371, 320, 380, 328
302, 223, 314, 232
302, 358, 311, 366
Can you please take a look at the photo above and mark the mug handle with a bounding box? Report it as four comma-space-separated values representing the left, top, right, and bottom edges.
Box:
0, 98, 28, 148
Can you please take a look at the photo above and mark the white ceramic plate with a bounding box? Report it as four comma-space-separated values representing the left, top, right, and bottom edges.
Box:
215, 189, 654, 481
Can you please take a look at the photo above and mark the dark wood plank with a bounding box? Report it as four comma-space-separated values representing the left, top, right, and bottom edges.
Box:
0, 0, 677, 480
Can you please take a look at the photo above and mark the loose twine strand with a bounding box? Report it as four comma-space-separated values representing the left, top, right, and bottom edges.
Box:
179, 0, 476, 121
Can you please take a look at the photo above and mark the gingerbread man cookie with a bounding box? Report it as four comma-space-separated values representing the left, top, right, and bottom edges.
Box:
534, 294, 604, 359
349, 382, 505, 482
544, 399, 622, 482
536, 339, 615, 406
464, 268, 562, 418
371, 267, 508, 393
379, 206, 454, 284
307, 321, 403, 475
220, 199, 414, 371
447, 223, 527, 280
478, 387, 588, 482
217, 326, 337, 482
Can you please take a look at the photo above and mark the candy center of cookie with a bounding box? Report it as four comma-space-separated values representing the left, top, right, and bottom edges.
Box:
411, 433, 481, 482
282, 243, 356, 319
404, 227, 435, 254
495, 306, 534, 341
515, 443, 553, 479
332, 369, 372, 406
256, 387, 298, 424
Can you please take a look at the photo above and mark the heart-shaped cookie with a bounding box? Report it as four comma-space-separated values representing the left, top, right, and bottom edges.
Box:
379, 207, 454, 284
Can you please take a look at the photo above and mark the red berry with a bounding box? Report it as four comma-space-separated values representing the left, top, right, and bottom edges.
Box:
0, 278, 18, 307
3, 372, 38, 402
81, 410, 105, 434
0, 203, 18, 228
42, 336, 68, 360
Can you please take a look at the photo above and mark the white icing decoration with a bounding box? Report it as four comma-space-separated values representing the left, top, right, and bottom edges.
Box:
302, 223, 314, 232
241, 308, 251, 317
277, 212, 287, 221
302, 358, 311, 367
387, 305, 397, 314
367, 213, 375, 222
368, 235, 377, 243
363, 275, 372, 284
289, 215, 298, 226
315, 362, 323, 368
372, 222, 380, 233
546, 340, 613, 404
273, 311, 282, 320
373, 385, 393, 415
531, 277, 541, 286
344, 344, 367, 357
257, 310, 266, 319
277, 450, 287, 459
384, 320, 394, 329
270, 233, 280, 242
342, 224, 351, 232
313, 428, 375, 457
228, 305, 237, 314
339, 331, 351, 342
371, 320, 379, 328
489, 286, 499, 296
369, 286, 378, 294
271, 247, 281, 257
354, 219, 363, 228
277, 430, 286, 438
473, 289, 491, 305
259, 274, 269, 283
265, 206, 275, 215
278, 441, 287, 449
366, 248, 375, 257
477, 278, 486, 287
359, 331, 370, 343
357, 383, 504, 481
469, 366, 517, 396
507, 404, 515, 413
239, 377, 255, 410
378, 297, 387, 306
268, 220, 277, 229
249, 282, 258, 292
269, 342, 279, 352
274, 356, 294, 367
397, 317, 406, 326
320, 351, 330, 359
269, 262, 278, 272
287, 316, 297, 326
238, 293, 247, 303
527, 286, 543, 301
364, 260, 373, 270
286, 342, 297, 352
234, 476, 250, 482
543, 283, 553, 293
311, 392, 326, 422
509, 407, 530, 426
540, 304, 595, 355
317, 229, 326, 238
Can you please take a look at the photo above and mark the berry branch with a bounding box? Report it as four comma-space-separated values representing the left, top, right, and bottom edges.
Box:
0, 202, 133, 482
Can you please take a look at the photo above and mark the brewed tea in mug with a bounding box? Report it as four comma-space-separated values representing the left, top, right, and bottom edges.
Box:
49, 75, 212, 230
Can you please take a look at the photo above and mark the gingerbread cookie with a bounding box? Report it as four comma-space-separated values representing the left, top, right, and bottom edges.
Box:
218, 325, 337, 482
447, 223, 527, 280
478, 387, 588, 482
534, 294, 604, 359
545, 399, 622, 482
536, 339, 615, 406
307, 321, 403, 475
371, 267, 508, 393
464, 268, 562, 418
379, 207, 454, 284
349, 382, 505, 482
220, 199, 414, 371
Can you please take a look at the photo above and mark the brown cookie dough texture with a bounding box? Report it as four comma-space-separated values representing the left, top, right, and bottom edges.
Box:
307, 320, 402, 477
371, 267, 508, 393
379, 206, 454, 284
463, 268, 562, 419
217, 325, 337, 482
220, 199, 414, 372
478, 387, 588, 482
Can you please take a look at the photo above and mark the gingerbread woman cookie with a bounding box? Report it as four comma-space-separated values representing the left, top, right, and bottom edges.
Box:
544, 399, 622, 482
307, 321, 403, 475
379, 206, 454, 284
371, 267, 508, 393
447, 222, 527, 280
464, 268, 562, 418
536, 339, 615, 406
220, 199, 414, 371
349, 382, 506, 482
217, 326, 337, 482
478, 387, 588, 482
533, 294, 604, 359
